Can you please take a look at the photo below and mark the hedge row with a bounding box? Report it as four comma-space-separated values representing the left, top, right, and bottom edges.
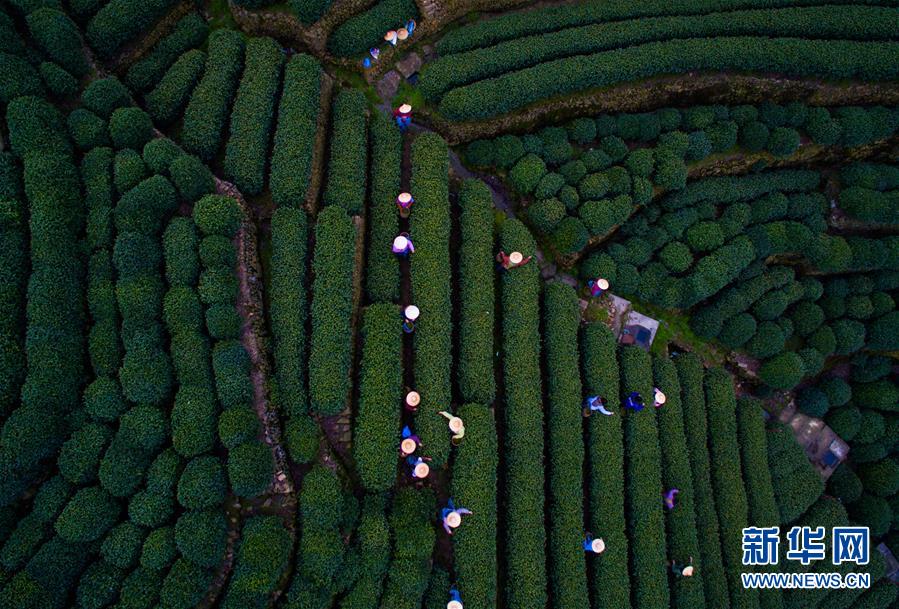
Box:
438, 38, 899, 121
86, 0, 181, 58
675, 353, 730, 608
182, 30, 245, 162
410, 134, 453, 467
580, 322, 630, 609
308, 206, 356, 416
450, 404, 497, 609
653, 356, 706, 608
457, 180, 496, 405
0, 183, 26, 416
735, 397, 785, 609
270, 207, 309, 417
766, 425, 824, 524
291, 0, 332, 24
338, 496, 390, 609
145, 49, 206, 125
365, 111, 401, 303
125, 12, 209, 93
377, 488, 435, 609
26, 8, 89, 78
270, 54, 322, 208
222, 516, 291, 606
322, 89, 368, 214
620, 346, 670, 608
663, 170, 821, 211
436, 0, 883, 54
542, 283, 589, 607
223, 37, 284, 195
422, 6, 899, 102
839, 163, 899, 225
354, 304, 402, 492
0, 53, 43, 104
327, 0, 419, 57
499, 219, 547, 609
1, 101, 84, 496
704, 368, 758, 609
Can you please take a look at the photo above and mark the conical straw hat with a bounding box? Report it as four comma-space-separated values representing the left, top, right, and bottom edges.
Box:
682, 566, 695, 577
405, 305, 420, 320
401, 438, 417, 455
509, 251, 523, 264
406, 391, 421, 406
384, 30, 397, 41
414, 462, 430, 478
655, 390, 666, 405
591, 538, 606, 554
448, 417, 464, 433
445, 511, 462, 528
597, 278, 609, 290
399, 103, 412, 114
397, 28, 409, 40
447, 601, 463, 609
393, 235, 408, 249
398, 192, 412, 203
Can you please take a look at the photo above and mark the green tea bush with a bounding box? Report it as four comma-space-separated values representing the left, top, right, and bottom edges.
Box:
174, 508, 227, 568
499, 219, 547, 609
227, 441, 272, 498
86, 0, 180, 57
169, 154, 214, 203
82, 77, 132, 120
39, 61, 78, 97
354, 304, 401, 492
145, 49, 206, 125
54, 486, 120, 543
365, 112, 402, 303
377, 488, 435, 608
223, 37, 284, 195
308, 206, 355, 416
270, 54, 322, 208
160, 557, 213, 609
126, 12, 209, 92
323, 89, 368, 214
327, 0, 419, 57
543, 283, 589, 609
109, 107, 154, 151
298, 466, 345, 587
182, 30, 245, 161
410, 134, 452, 466
26, 8, 88, 77
270, 207, 308, 417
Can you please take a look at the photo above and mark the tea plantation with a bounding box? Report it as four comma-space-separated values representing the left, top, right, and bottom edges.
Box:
0, 0, 896, 607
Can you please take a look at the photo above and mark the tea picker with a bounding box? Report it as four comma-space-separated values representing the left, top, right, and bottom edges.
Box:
392, 233, 414, 256
441, 499, 472, 535
402, 305, 419, 334
400, 426, 421, 457
439, 411, 465, 445
447, 586, 463, 609
583, 532, 606, 554
583, 395, 613, 417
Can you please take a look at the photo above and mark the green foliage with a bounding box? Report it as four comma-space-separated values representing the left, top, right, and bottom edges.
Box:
550, 216, 589, 255
298, 466, 345, 587
145, 49, 206, 125
114, 149, 148, 195
580, 195, 633, 237
508, 153, 546, 195
160, 557, 213, 609
171, 386, 217, 458
101, 522, 145, 569
182, 29, 245, 161
59, 423, 111, 485
27, 8, 88, 77
291, 0, 332, 23
54, 486, 120, 543
867, 311, 899, 351
766, 425, 824, 524
327, 0, 419, 56
175, 508, 227, 568
766, 127, 800, 157
271, 54, 321, 208
543, 283, 589, 608
0, 54, 44, 104
365, 112, 401, 302
177, 455, 226, 509
109, 108, 153, 151
354, 304, 402, 492
323, 89, 368, 214
126, 12, 209, 92
499, 219, 546, 609
227, 441, 272, 498
308, 206, 355, 416
68, 109, 109, 151
86, 0, 180, 57
170, 154, 214, 203
848, 494, 891, 538
438, 37, 899, 121
410, 134, 453, 466
676, 353, 729, 608
224, 37, 284, 195
377, 488, 435, 609
528, 198, 565, 234
457, 181, 495, 404
193, 194, 242, 238
76, 560, 125, 609
759, 352, 805, 389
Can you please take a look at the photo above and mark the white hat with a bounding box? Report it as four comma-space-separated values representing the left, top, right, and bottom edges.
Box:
682, 565, 694, 577
591, 538, 606, 554
414, 462, 430, 478
398, 192, 412, 203
509, 251, 523, 264
405, 305, 420, 321
445, 511, 462, 528
384, 30, 397, 41
597, 278, 610, 290
401, 438, 417, 455
397, 28, 409, 40
654, 389, 666, 405
406, 391, 420, 406
448, 417, 464, 433
447, 601, 463, 609
393, 235, 408, 250
399, 103, 412, 114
